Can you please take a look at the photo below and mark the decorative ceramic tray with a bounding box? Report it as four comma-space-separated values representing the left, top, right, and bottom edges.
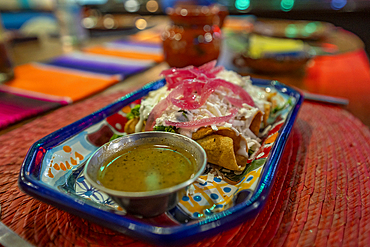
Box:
19, 77, 303, 246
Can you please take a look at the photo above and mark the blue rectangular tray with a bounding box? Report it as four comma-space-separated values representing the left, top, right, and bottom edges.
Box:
19, 77, 303, 246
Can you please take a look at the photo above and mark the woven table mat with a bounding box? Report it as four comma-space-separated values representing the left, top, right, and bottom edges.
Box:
1, 88, 370, 247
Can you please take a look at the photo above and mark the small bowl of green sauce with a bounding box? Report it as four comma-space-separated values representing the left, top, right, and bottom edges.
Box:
83, 131, 207, 217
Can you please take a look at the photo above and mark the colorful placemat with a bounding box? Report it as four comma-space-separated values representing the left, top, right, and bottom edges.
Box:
1, 84, 370, 246
84, 40, 164, 63
0, 33, 163, 130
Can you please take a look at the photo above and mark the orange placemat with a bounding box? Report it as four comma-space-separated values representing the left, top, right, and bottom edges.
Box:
84, 44, 163, 63
4, 63, 120, 103
1, 85, 370, 246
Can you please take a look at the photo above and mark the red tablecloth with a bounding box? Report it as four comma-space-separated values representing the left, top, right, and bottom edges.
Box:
1, 85, 370, 247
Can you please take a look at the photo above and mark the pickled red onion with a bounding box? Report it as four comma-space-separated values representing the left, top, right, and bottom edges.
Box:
171, 80, 209, 110
164, 72, 195, 89
145, 84, 185, 131
225, 96, 245, 108
171, 98, 201, 109
160, 60, 224, 89
207, 78, 255, 107
160, 69, 255, 112
199, 60, 217, 71
165, 108, 238, 129
199, 60, 224, 77
147, 61, 255, 130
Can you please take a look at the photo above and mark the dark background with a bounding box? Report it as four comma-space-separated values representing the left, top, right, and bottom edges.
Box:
1, 0, 369, 55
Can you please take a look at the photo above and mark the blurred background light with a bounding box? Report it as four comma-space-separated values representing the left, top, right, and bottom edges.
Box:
235, 0, 250, 11
124, 0, 140, 12
280, 0, 295, 11
285, 24, 297, 38
331, 0, 347, 10
146, 0, 159, 12
103, 14, 115, 29
301, 22, 318, 36
82, 16, 95, 28
135, 18, 147, 30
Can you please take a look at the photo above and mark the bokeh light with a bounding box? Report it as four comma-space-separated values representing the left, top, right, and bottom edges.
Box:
146, 0, 159, 12
103, 14, 115, 29
235, 0, 250, 11
82, 17, 96, 29
280, 0, 294, 11
331, 0, 347, 10
124, 0, 140, 12
301, 22, 318, 37
135, 18, 147, 30
285, 24, 297, 38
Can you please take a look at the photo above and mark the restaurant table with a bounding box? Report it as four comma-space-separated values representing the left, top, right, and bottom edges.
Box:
1, 17, 370, 247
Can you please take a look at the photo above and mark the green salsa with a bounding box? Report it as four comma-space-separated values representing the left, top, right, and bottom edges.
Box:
97, 144, 197, 192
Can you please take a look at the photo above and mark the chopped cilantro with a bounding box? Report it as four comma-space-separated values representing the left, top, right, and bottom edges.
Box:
126, 104, 141, 120
178, 110, 188, 120
153, 125, 178, 133
109, 133, 123, 142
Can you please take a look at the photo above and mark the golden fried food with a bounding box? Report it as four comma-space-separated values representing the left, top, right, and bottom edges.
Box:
249, 110, 263, 136
193, 126, 248, 171
124, 118, 145, 134
196, 135, 246, 171
124, 118, 138, 134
